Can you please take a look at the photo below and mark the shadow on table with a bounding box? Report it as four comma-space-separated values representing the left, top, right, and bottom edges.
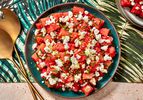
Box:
53, 81, 119, 100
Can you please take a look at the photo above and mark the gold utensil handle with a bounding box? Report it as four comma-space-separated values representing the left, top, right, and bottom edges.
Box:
11, 59, 44, 100
13, 46, 38, 100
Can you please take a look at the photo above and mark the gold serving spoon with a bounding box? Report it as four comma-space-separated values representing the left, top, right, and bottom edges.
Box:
0, 29, 44, 100
0, 9, 44, 100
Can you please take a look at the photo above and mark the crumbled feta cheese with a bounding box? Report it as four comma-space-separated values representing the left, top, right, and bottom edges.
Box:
135, 7, 140, 10
64, 43, 69, 50
69, 28, 73, 33
84, 10, 89, 14
74, 39, 81, 47
46, 20, 52, 25
95, 34, 101, 40
101, 45, 108, 51
64, 56, 69, 61
41, 55, 46, 60
104, 54, 112, 61
58, 79, 63, 82
51, 65, 60, 71
62, 86, 66, 91
32, 43, 37, 50
50, 32, 56, 38
55, 59, 63, 67
101, 69, 107, 73
98, 77, 103, 81
85, 48, 90, 56
50, 16, 56, 23
83, 15, 89, 22
62, 36, 70, 44
71, 63, 80, 69
100, 63, 104, 68
41, 72, 47, 78
41, 27, 46, 36
68, 22, 74, 28
40, 62, 46, 68
45, 39, 50, 46
66, 82, 74, 88
34, 29, 40, 35
99, 39, 111, 43
96, 67, 100, 71
68, 11, 73, 18
59, 17, 64, 22
95, 71, 100, 77
131, 1, 135, 6
90, 49, 96, 54
94, 28, 99, 35
90, 78, 96, 85
82, 64, 85, 69
91, 39, 97, 46
77, 13, 83, 20
69, 50, 74, 55
74, 74, 81, 82
37, 50, 42, 56
61, 73, 68, 79
48, 77, 58, 85
88, 21, 93, 26
76, 54, 81, 59
44, 46, 52, 53
86, 58, 91, 64
52, 51, 58, 55
71, 56, 78, 64
141, 5, 143, 9
79, 31, 86, 39
140, 1, 143, 5
64, 16, 70, 22
95, 56, 99, 61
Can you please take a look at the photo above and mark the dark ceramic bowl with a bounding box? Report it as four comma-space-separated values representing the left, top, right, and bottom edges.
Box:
25, 2, 121, 98
116, 0, 143, 28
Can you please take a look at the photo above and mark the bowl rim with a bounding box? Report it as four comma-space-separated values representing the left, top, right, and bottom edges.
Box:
25, 2, 121, 98
115, 0, 143, 28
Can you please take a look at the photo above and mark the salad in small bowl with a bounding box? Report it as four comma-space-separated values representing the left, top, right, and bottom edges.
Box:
25, 3, 120, 98
116, 0, 143, 27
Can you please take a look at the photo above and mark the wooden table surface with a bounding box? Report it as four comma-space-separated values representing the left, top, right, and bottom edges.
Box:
0, 82, 143, 100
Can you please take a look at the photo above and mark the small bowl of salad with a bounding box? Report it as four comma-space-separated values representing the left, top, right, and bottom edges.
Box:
25, 2, 120, 98
116, 0, 143, 27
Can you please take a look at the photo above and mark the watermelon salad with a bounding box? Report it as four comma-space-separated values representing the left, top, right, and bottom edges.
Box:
32, 6, 116, 96
121, 0, 143, 18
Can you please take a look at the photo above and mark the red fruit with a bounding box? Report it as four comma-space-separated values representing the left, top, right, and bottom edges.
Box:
53, 43, 65, 52
121, 0, 131, 7
36, 23, 43, 29
71, 32, 79, 41
40, 17, 50, 26
100, 28, 110, 36
44, 34, 52, 42
72, 83, 80, 92
58, 28, 69, 38
79, 55, 87, 62
80, 42, 87, 50
82, 73, 94, 80
81, 84, 94, 96
108, 46, 116, 57
130, 4, 141, 15
37, 43, 46, 53
46, 23, 60, 33
52, 12, 62, 20
104, 60, 112, 68
32, 52, 39, 62
72, 6, 85, 14
36, 37, 44, 44
93, 18, 104, 29
68, 43, 75, 50
56, 82, 63, 89
66, 75, 74, 82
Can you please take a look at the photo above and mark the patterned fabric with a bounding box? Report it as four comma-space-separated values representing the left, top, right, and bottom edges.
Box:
0, 0, 143, 83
